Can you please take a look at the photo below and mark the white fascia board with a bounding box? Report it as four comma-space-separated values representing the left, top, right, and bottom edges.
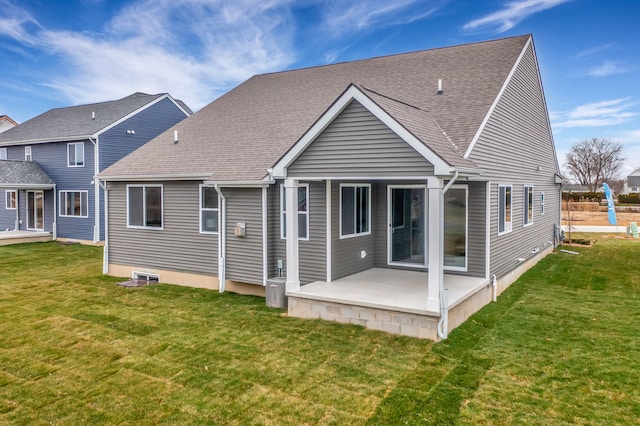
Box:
98, 173, 210, 182
272, 84, 453, 178
464, 36, 532, 159
0, 184, 55, 189
0, 135, 91, 147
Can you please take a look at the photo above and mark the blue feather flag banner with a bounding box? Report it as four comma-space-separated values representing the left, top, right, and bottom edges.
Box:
603, 183, 617, 225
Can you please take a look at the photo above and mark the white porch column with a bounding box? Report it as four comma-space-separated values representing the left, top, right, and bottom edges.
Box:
427, 177, 444, 312
284, 178, 300, 292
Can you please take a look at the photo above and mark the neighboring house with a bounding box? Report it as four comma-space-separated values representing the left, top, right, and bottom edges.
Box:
622, 169, 640, 194
98, 35, 562, 340
0, 93, 191, 241
0, 116, 18, 134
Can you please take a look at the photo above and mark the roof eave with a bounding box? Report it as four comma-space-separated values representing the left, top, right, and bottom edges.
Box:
0, 135, 92, 147
98, 173, 211, 182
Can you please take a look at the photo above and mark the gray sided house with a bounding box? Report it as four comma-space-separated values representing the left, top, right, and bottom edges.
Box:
622, 169, 640, 195
99, 35, 562, 340
0, 93, 191, 241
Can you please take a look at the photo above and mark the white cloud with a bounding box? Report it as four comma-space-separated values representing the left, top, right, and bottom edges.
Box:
463, 0, 572, 33
322, 0, 439, 35
553, 98, 638, 129
587, 61, 627, 77
1, 0, 299, 111
573, 43, 613, 59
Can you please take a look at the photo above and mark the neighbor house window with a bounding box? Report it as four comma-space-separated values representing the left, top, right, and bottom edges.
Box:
59, 191, 88, 217
127, 185, 163, 228
540, 192, 545, 215
67, 142, 84, 167
524, 185, 533, 226
200, 185, 219, 233
632, 187, 639, 194
280, 184, 309, 240
5, 190, 16, 209
25, 146, 32, 161
498, 184, 512, 235
0, 148, 7, 160
340, 184, 370, 238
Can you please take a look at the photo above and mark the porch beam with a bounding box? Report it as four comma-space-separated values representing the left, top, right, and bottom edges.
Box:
284, 178, 300, 292
427, 177, 443, 312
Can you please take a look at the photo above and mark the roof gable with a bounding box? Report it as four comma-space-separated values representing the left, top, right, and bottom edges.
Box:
0, 93, 188, 146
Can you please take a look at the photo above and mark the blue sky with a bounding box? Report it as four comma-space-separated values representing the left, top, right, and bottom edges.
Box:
1, 0, 639, 176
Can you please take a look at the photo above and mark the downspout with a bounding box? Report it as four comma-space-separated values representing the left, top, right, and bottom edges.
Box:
437, 170, 459, 340
14, 190, 19, 230
99, 180, 108, 274
52, 185, 57, 239
89, 136, 100, 242
262, 186, 268, 286
214, 184, 226, 292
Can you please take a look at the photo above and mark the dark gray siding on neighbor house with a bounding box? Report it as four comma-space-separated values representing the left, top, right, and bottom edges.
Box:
11, 141, 95, 239
107, 181, 218, 275
467, 43, 561, 279
223, 187, 264, 285
99, 97, 187, 171
287, 100, 434, 178
1, 190, 16, 230
270, 181, 326, 285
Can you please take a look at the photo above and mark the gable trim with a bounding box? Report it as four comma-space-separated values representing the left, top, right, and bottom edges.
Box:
93, 94, 191, 138
463, 36, 532, 159
272, 85, 453, 178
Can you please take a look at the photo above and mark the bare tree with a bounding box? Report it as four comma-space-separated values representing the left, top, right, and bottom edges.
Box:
565, 138, 624, 192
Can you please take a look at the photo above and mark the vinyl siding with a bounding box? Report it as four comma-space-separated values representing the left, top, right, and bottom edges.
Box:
288, 100, 434, 178
269, 181, 326, 285
99, 97, 188, 171
1, 190, 17, 230
467, 43, 561, 279
331, 181, 375, 280
7, 142, 95, 239
107, 181, 218, 275
223, 187, 264, 285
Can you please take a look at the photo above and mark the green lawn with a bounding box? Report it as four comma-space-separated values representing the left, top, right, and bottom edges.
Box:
0, 238, 639, 424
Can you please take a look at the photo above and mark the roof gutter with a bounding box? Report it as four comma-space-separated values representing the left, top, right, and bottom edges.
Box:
203, 180, 274, 188
0, 135, 92, 147
98, 173, 210, 182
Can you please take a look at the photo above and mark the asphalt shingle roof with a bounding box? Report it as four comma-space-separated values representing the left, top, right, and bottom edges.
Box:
100, 35, 530, 181
0, 160, 54, 187
0, 93, 189, 145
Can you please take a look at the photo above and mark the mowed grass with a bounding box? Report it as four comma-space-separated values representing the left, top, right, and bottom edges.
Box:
1, 238, 639, 424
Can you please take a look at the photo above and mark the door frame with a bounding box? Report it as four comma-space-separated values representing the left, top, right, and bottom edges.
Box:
26, 190, 44, 231
387, 184, 427, 268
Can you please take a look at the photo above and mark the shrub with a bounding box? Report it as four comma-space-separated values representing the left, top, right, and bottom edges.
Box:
618, 194, 640, 204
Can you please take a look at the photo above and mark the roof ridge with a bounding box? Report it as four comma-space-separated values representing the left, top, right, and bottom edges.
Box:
258, 34, 531, 77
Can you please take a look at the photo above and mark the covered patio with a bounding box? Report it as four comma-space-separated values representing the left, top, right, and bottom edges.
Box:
287, 268, 491, 340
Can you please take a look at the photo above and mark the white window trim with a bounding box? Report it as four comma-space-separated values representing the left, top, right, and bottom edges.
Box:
25, 146, 32, 161
498, 184, 512, 236
540, 192, 545, 215
0, 148, 7, 160
199, 184, 219, 234
444, 185, 468, 272
67, 142, 85, 167
126, 184, 164, 230
523, 185, 534, 227
5, 190, 16, 210
280, 183, 309, 241
339, 183, 372, 239
58, 190, 89, 218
